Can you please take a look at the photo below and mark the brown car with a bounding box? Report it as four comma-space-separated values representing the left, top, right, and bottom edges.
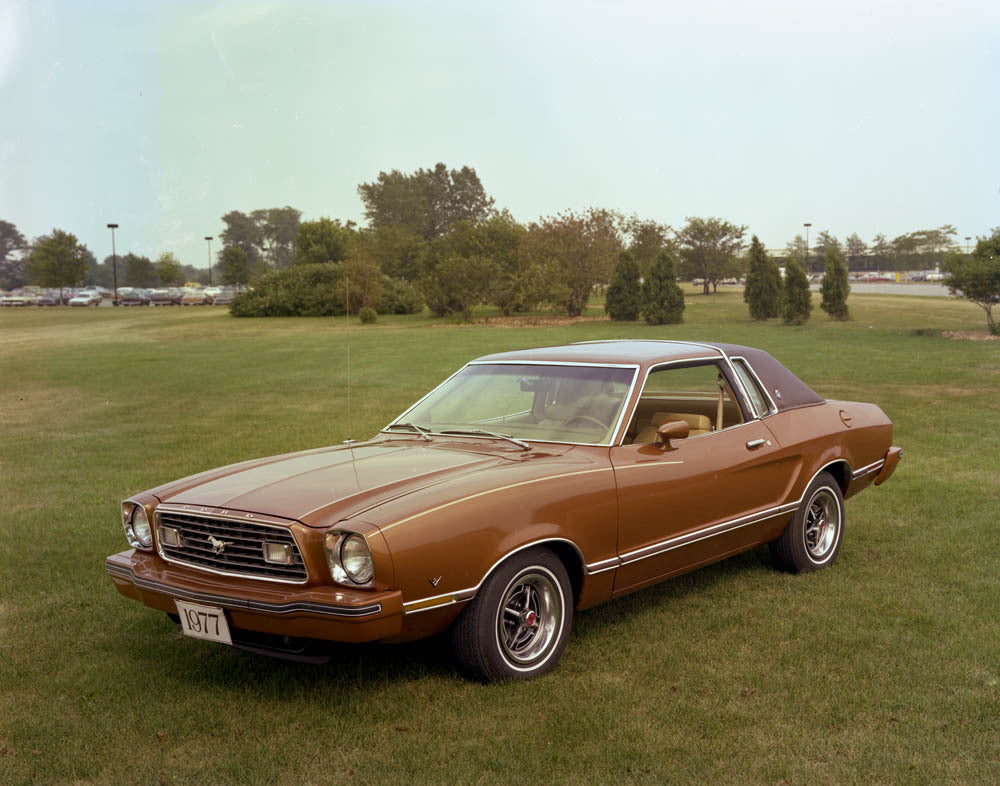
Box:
106, 340, 901, 681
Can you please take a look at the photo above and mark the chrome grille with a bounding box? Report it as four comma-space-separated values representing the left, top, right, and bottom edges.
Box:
156, 510, 307, 583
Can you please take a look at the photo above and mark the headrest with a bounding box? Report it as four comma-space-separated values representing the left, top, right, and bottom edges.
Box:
651, 412, 712, 431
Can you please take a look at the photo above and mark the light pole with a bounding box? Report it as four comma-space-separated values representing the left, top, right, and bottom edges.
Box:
107, 223, 119, 305
803, 222, 812, 273
204, 236, 213, 286
965, 236, 971, 254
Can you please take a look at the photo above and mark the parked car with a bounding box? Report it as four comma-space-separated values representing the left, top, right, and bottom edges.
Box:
68, 291, 102, 307
209, 287, 236, 305
1, 290, 38, 306
35, 290, 66, 306
149, 288, 182, 306
180, 288, 210, 305
119, 288, 151, 306
106, 340, 900, 681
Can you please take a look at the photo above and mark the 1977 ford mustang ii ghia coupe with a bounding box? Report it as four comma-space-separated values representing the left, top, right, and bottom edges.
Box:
106, 340, 901, 681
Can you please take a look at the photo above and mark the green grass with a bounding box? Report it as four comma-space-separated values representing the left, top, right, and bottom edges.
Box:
1, 293, 998, 785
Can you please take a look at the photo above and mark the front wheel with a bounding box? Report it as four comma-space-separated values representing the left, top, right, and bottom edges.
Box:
450, 548, 573, 682
770, 471, 844, 573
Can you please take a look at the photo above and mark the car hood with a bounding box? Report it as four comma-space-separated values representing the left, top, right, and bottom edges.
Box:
154, 439, 529, 526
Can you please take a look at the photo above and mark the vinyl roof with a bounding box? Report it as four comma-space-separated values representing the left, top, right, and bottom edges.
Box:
473, 340, 722, 366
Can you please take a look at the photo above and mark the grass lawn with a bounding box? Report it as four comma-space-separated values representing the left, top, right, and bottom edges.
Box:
1, 292, 998, 784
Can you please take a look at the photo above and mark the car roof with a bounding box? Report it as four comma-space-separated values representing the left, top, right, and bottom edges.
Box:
473, 340, 825, 412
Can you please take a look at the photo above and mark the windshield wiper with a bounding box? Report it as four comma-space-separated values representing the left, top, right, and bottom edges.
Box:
385, 422, 432, 441
439, 428, 531, 451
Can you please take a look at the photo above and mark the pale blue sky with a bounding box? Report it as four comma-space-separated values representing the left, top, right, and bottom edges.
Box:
1, 0, 997, 268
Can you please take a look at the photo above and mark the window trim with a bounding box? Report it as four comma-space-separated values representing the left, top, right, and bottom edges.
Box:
730, 356, 778, 418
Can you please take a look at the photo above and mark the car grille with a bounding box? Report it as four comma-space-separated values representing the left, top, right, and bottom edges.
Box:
156, 510, 307, 583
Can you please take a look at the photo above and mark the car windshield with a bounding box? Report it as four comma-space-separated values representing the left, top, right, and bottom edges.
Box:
389, 363, 636, 445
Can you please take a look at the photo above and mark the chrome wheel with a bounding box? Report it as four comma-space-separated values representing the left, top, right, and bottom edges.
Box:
495, 567, 564, 669
803, 487, 840, 562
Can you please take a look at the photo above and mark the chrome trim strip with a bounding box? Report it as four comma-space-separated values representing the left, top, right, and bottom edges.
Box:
104, 560, 383, 617
852, 459, 884, 479
618, 502, 800, 565
382, 360, 642, 447
154, 505, 309, 586
730, 355, 779, 417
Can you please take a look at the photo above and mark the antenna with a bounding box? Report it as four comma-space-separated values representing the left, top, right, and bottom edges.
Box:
345, 275, 353, 444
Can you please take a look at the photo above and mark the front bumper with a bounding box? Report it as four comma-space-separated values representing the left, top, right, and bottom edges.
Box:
105, 550, 403, 645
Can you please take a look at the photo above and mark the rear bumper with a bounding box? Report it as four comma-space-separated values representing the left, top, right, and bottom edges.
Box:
874, 446, 902, 486
105, 550, 403, 644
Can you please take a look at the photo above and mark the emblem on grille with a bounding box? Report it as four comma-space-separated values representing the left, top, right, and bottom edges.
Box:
208, 535, 234, 554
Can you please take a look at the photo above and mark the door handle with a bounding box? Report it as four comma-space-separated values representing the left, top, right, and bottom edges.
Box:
746, 439, 767, 449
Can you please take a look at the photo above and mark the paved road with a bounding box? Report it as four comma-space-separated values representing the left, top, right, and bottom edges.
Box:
810, 282, 950, 297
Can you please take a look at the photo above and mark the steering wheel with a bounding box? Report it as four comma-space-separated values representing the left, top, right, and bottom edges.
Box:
564, 415, 609, 431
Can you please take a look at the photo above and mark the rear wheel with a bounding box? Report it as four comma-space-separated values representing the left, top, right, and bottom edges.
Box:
450, 548, 573, 682
770, 471, 844, 573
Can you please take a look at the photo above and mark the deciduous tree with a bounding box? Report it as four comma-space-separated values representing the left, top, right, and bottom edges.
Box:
605, 251, 641, 321
293, 217, 355, 266
217, 246, 251, 286
123, 253, 156, 287
675, 217, 746, 294
820, 248, 850, 320
641, 249, 685, 325
358, 163, 495, 240
845, 233, 867, 270
944, 228, 1000, 335
0, 220, 28, 289
624, 216, 671, 276
26, 229, 91, 294
155, 252, 185, 287
743, 236, 782, 320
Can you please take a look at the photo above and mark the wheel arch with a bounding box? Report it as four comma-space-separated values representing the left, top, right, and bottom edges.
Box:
472, 537, 585, 609
816, 459, 851, 497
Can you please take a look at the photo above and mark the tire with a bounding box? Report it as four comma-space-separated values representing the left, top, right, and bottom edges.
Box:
770, 471, 844, 574
450, 548, 573, 682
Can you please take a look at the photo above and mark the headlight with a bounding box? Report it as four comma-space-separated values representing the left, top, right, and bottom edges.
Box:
324, 532, 374, 587
121, 501, 153, 550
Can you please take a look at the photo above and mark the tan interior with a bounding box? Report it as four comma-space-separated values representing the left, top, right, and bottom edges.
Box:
626, 395, 744, 444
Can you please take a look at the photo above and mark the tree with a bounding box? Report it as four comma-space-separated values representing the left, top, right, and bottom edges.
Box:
123, 253, 156, 287
252, 206, 301, 269
605, 251, 641, 321
88, 257, 116, 288
519, 208, 623, 317
812, 230, 841, 272
820, 247, 850, 320
641, 249, 685, 325
293, 217, 355, 266
675, 217, 746, 294
156, 252, 185, 286
26, 229, 91, 294
341, 247, 383, 314
785, 234, 808, 267
782, 259, 812, 325
420, 254, 498, 321
365, 225, 427, 282
890, 225, 957, 271
217, 246, 251, 286
845, 233, 867, 270
944, 228, 1000, 335
743, 235, 782, 320
0, 220, 28, 289
219, 210, 263, 265
358, 163, 495, 240
869, 233, 892, 271
624, 216, 671, 276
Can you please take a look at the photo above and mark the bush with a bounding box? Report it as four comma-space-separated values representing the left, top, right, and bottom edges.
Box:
358, 306, 377, 324
229, 263, 345, 317
605, 251, 641, 321
641, 249, 685, 325
820, 248, 850, 320
743, 235, 782, 320
377, 275, 424, 314
782, 260, 812, 325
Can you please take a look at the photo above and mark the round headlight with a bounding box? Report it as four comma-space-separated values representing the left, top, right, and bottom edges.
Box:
340, 534, 374, 585
132, 505, 152, 549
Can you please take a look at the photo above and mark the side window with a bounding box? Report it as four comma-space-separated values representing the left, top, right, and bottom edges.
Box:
732, 360, 771, 417
626, 362, 744, 443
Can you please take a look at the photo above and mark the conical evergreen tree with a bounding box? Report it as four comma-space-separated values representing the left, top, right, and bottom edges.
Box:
743, 235, 782, 319
605, 250, 641, 321
641, 249, 685, 325
782, 259, 812, 325
820, 247, 850, 320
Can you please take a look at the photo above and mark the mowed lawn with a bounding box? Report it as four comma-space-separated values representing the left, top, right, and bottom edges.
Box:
1, 292, 997, 785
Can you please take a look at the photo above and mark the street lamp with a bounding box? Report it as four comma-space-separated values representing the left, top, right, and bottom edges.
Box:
803, 223, 812, 272
965, 236, 971, 254
107, 223, 119, 305
204, 236, 213, 286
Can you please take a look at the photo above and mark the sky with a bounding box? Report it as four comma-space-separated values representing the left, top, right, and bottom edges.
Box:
1, 0, 998, 269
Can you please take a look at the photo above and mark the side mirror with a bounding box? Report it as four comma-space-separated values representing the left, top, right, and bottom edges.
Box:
656, 419, 690, 449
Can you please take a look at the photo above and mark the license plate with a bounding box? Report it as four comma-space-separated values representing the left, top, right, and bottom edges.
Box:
175, 600, 233, 646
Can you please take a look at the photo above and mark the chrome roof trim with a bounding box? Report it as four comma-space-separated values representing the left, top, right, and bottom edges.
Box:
729, 355, 779, 418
